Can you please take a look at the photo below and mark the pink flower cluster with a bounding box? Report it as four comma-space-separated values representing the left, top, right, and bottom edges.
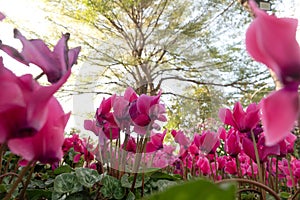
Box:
85, 87, 167, 145
0, 13, 80, 164
62, 134, 96, 169
169, 102, 299, 189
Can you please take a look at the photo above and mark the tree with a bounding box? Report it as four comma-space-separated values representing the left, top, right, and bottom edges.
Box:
40, 0, 270, 97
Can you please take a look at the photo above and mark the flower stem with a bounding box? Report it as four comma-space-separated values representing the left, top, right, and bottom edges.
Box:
0, 143, 7, 176
19, 161, 36, 199
3, 160, 34, 200
287, 154, 297, 193
275, 156, 278, 193
251, 130, 263, 184
251, 130, 265, 200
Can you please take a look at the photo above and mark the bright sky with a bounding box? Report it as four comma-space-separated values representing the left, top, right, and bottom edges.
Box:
0, 0, 299, 134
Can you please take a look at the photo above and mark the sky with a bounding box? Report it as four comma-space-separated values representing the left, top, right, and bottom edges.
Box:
0, 0, 299, 134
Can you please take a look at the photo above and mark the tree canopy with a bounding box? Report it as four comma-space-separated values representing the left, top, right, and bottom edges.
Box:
31, 0, 274, 130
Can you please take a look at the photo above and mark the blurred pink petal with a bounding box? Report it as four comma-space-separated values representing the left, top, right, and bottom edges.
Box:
84, 120, 101, 136
246, 1, 300, 84
8, 100, 70, 164
261, 88, 299, 146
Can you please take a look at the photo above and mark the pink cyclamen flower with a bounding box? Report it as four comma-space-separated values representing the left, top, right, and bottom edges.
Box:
0, 29, 80, 83
193, 131, 220, 155
95, 97, 120, 140
0, 57, 70, 144
171, 129, 190, 147
145, 130, 167, 153
219, 102, 260, 133
279, 132, 297, 156
111, 87, 138, 132
121, 136, 137, 153
0, 57, 71, 164
129, 91, 167, 135
225, 128, 242, 157
246, 0, 300, 145
242, 133, 280, 162
8, 98, 70, 164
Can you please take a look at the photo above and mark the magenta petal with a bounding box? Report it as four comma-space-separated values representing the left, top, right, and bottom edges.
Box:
98, 97, 112, 115
0, 81, 25, 112
13, 29, 80, 83
68, 47, 81, 67
246, 1, 300, 78
137, 94, 152, 114
84, 120, 101, 136
14, 29, 56, 67
124, 87, 138, 102
262, 88, 299, 146
244, 103, 260, 130
218, 108, 236, 127
146, 143, 157, 153
132, 113, 151, 126
53, 33, 69, 71
232, 102, 246, 130
27, 70, 71, 130
8, 111, 70, 164
73, 153, 82, 163
242, 137, 256, 161
0, 43, 29, 65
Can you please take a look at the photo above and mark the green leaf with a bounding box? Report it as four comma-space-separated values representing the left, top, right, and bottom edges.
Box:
75, 167, 102, 188
113, 185, 126, 200
150, 172, 181, 181
0, 184, 6, 193
54, 173, 82, 194
54, 165, 73, 175
145, 178, 236, 200
26, 189, 52, 200
28, 179, 45, 188
44, 178, 54, 187
156, 180, 177, 191
120, 174, 132, 188
126, 191, 135, 200
52, 191, 66, 200
121, 174, 150, 189
65, 191, 91, 200
279, 191, 290, 199
100, 175, 125, 199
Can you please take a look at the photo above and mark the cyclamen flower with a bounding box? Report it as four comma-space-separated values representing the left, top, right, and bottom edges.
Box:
219, 102, 260, 133
193, 130, 220, 155
242, 133, 280, 162
171, 129, 190, 147
278, 132, 297, 156
0, 29, 81, 83
129, 91, 167, 135
145, 130, 167, 153
0, 55, 71, 164
246, 0, 300, 145
225, 129, 242, 157
0, 57, 70, 144
95, 97, 120, 140
8, 97, 70, 164
112, 87, 138, 132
